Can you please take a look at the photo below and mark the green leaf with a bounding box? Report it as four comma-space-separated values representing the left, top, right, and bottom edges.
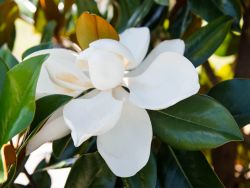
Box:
41, 21, 57, 43
0, 55, 48, 183
0, 46, 19, 69
0, 155, 4, 183
154, 0, 168, 6
208, 79, 250, 128
211, 0, 241, 21
126, 0, 154, 30
53, 135, 72, 158
22, 43, 53, 60
32, 160, 51, 188
0, 58, 8, 93
158, 146, 190, 188
75, 0, 100, 16
184, 16, 232, 67
122, 154, 157, 188
65, 152, 116, 188
0, 55, 48, 145
188, 0, 223, 21
215, 32, 240, 56
115, 0, 140, 31
169, 3, 191, 38
158, 145, 224, 188
149, 94, 243, 150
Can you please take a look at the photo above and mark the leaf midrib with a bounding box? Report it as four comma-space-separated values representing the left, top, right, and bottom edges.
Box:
156, 110, 236, 137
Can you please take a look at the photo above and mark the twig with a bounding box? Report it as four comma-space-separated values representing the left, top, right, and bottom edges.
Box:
203, 61, 218, 85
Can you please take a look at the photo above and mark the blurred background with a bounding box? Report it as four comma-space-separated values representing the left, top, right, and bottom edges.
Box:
0, 0, 250, 187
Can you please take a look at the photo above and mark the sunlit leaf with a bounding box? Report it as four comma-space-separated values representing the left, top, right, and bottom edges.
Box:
0, 55, 48, 149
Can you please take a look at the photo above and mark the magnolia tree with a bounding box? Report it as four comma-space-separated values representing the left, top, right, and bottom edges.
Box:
0, 0, 249, 187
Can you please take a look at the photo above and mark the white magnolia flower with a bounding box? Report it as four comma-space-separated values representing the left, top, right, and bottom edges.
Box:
26, 27, 200, 177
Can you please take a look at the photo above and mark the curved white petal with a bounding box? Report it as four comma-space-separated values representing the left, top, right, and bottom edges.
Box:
120, 27, 150, 67
63, 91, 123, 147
85, 39, 137, 70
97, 101, 152, 177
28, 49, 91, 97
88, 50, 125, 90
127, 39, 185, 77
127, 52, 200, 110
35, 66, 66, 99
26, 108, 70, 155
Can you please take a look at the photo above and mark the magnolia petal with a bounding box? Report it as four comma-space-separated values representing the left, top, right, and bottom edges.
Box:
28, 49, 91, 97
36, 66, 65, 99
127, 52, 200, 110
88, 39, 137, 69
26, 108, 70, 155
63, 91, 123, 147
88, 50, 125, 90
97, 101, 152, 177
120, 27, 150, 68
127, 39, 185, 77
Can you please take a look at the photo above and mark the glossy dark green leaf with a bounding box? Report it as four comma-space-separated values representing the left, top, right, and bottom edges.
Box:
208, 79, 250, 128
0, 46, 19, 69
75, 0, 100, 16
0, 58, 8, 93
172, 148, 224, 188
149, 94, 243, 150
53, 135, 72, 159
157, 145, 191, 188
158, 145, 224, 188
169, 3, 191, 38
211, 0, 241, 21
115, 0, 140, 31
141, 5, 166, 29
41, 21, 56, 43
65, 152, 116, 188
188, 0, 223, 21
32, 160, 51, 188
122, 154, 157, 188
22, 43, 53, 60
0, 55, 47, 183
126, 0, 154, 30
185, 16, 232, 67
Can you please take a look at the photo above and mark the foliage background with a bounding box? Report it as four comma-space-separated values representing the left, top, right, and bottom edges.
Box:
0, 0, 250, 187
